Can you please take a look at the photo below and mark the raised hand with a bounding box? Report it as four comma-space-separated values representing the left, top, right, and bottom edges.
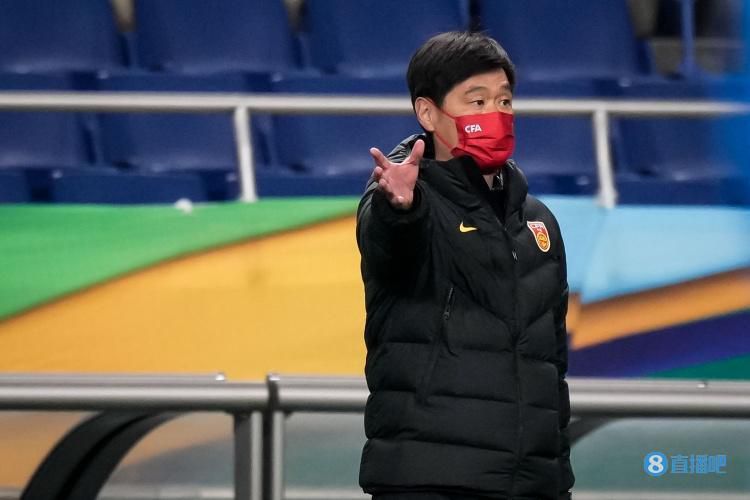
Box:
369, 139, 424, 210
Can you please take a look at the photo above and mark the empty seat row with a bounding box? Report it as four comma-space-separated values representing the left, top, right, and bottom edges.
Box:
1, 75, 747, 205
0, 167, 208, 204
0, 0, 705, 86
0, 74, 417, 201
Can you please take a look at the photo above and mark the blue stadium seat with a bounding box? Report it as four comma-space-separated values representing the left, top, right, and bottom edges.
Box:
0, 0, 123, 74
614, 80, 749, 205
613, 116, 748, 205
0, 170, 30, 203
263, 76, 418, 196
477, 0, 649, 83
134, 0, 297, 74
500, 80, 600, 195
0, 75, 93, 201
0, 75, 90, 168
51, 170, 206, 204
513, 117, 598, 195
304, 0, 469, 76
95, 73, 273, 201
0, 108, 84, 169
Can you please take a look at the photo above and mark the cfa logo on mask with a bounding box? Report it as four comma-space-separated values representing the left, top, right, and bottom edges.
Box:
464, 124, 483, 133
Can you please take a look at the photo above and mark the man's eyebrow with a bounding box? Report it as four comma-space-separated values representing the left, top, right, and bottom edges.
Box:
463, 83, 513, 95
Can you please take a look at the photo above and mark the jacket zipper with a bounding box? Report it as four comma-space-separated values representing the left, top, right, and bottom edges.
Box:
495, 215, 523, 497
442, 286, 456, 355
417, 285, 455, 404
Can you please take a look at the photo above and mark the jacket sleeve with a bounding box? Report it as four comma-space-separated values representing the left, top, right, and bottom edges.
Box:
554, 225, 575, 497
356, 179, 430, 277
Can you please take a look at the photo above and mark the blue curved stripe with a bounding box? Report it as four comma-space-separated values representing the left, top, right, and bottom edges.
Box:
567, 310, 750, 377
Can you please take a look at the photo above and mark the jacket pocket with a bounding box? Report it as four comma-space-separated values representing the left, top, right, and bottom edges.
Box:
416, 285, 455, 405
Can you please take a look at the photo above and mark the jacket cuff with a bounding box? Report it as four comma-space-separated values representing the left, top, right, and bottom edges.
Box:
370, 183, 427, 228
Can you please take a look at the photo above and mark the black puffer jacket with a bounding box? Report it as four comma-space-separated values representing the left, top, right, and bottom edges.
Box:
357, 135, 574, 500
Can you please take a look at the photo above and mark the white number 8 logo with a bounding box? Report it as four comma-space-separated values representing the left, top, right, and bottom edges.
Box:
644, 451, 667, 477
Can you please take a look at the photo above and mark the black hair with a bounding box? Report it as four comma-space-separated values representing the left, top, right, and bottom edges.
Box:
406, 31, 516, 107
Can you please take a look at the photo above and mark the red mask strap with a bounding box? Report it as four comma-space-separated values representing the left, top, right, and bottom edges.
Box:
433, 129, 455, 151
425, 99, 457, 151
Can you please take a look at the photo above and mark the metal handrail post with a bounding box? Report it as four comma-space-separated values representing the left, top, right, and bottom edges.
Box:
265, 374, 286, 500
234, 411, 264, 500
592, 108, 617, 209
233, 106, 258, 203
269, 410, 285, 500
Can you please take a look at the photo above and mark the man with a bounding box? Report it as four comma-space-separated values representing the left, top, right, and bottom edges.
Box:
356, 32, 575, 500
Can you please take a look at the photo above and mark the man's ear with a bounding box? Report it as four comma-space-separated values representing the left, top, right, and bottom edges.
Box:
414, 97, 436, 132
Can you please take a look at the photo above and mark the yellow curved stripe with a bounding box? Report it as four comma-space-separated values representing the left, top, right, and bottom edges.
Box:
0, 216, 366, 379
572, 268, 750, 349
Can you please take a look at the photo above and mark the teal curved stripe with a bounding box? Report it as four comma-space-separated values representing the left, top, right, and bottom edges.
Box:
540, 196, 750, 303
653, 354, 750, 380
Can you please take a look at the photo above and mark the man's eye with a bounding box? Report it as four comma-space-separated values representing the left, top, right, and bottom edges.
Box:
501, 99, 512, 107
472, 99, 485, 107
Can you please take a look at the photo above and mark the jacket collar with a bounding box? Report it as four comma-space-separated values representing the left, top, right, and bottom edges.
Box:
387, 134, 529, 221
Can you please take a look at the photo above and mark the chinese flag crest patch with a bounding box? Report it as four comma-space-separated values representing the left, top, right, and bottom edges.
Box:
526, 221, 551, 252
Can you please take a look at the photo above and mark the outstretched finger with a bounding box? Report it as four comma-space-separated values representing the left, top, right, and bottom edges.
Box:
369, 147, 390, 170
405, 139, 425, 166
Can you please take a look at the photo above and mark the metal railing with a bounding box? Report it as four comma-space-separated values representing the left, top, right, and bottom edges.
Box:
1, 91, 749, 208
2, 374, 750, 500
0, 374, 267, 500
265, 375, 750, 500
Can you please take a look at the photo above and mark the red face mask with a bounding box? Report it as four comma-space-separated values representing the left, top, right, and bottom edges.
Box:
433, 107, 515, 174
